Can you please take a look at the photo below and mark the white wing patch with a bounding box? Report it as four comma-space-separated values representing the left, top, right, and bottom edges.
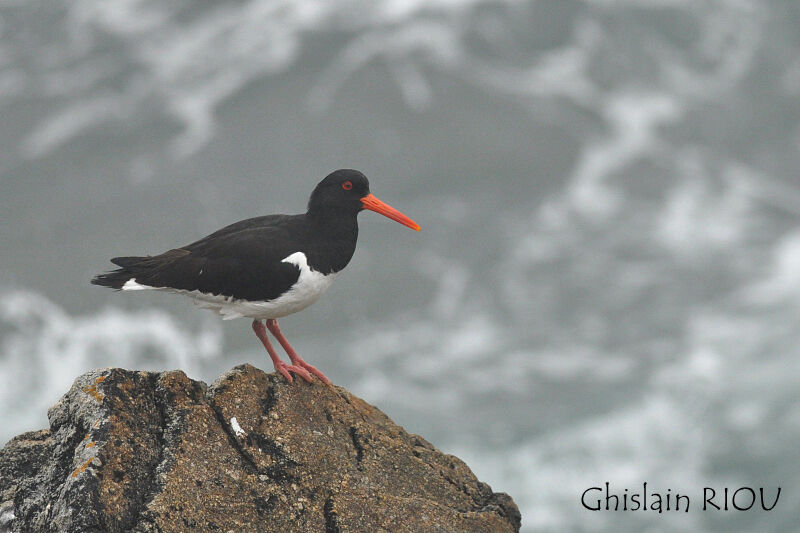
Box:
121, 251, 338, 320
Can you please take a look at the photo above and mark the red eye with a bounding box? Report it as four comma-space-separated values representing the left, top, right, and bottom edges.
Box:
342, 181, 353, 190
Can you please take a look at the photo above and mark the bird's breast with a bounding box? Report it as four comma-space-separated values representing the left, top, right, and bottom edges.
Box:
276, 251, 339, 310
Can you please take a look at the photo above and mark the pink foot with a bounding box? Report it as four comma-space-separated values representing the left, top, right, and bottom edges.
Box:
265, 318, 333, 385
253, 319, 313, 383
296, 360, 331, 385
274, 361, 313, 383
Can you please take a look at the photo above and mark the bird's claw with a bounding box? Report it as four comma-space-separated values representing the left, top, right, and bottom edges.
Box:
274, 362, 313, 383
296, 361, 332, 385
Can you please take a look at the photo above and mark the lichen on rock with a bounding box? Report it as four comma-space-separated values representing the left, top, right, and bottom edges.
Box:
0, 365, 520, 532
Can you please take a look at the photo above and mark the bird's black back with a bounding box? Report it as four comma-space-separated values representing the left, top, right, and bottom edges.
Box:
92, 213, 359, 301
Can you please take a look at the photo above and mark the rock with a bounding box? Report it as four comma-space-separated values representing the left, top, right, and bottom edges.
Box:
0, 365, 521, 532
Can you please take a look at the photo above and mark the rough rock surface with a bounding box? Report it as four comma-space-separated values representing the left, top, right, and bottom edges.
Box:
0, 365, 520, 532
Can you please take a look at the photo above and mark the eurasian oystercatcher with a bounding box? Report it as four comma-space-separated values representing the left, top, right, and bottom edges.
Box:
91, 169, 420, 384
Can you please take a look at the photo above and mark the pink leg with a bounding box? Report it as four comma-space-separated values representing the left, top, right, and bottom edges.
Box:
251, 320, 312, 383
266, 319, 332, 385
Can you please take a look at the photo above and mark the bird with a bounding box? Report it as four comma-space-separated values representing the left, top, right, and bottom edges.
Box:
92, 169, 420, 385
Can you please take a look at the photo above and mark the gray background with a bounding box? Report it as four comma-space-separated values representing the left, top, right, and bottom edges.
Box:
1, 1, 799, 531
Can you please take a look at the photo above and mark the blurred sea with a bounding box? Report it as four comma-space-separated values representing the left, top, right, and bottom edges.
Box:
2, 1, 800, 531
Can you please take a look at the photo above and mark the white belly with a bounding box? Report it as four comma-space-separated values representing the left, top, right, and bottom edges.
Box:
122, 251, 338, 320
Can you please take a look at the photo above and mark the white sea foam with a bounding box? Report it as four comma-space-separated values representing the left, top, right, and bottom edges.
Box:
657, 160, 754, 257
738, 231, 800, 305
453, 396, 711, 531
0, 289, 221, 444
3, 0, 764, 163
567, 92, 681, 219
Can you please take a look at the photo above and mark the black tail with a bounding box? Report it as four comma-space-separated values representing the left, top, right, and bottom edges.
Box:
109, 256, 147, 268
90, 269, 133, 289
90, 256, 147, 289
91, 249, 190, 289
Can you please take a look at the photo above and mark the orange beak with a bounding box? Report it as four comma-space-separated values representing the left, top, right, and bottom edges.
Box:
361, 193, 421, 231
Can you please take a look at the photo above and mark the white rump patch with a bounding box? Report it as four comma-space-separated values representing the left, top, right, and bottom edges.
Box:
121, 278, 155, 291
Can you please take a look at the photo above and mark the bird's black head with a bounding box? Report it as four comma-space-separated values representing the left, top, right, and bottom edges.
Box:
307, 169, 420, 231
307, 169, 370, 215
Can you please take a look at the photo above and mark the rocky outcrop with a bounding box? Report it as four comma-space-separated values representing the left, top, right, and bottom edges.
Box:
0, 365, 520, 532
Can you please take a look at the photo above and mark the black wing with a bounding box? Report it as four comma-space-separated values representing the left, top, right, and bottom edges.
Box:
183, 214, 290, 248
92, 215, 306, 301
